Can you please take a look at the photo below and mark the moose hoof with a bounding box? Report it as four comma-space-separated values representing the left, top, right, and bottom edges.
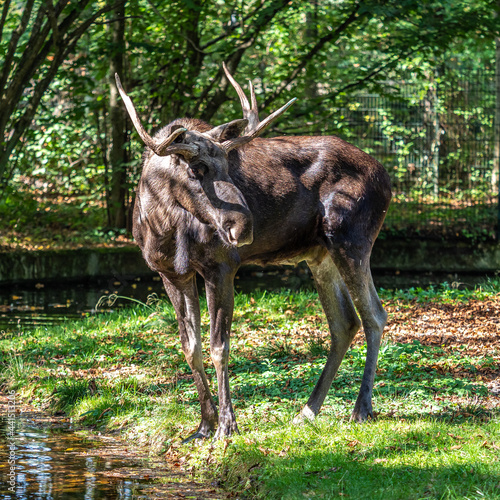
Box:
350, 401, 374, 423
181, 430, 212, 444
292, 405, 316, 425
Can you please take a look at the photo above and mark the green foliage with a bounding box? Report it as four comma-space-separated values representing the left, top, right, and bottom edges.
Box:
1, 0, 498, 235
378, 278, 500, 302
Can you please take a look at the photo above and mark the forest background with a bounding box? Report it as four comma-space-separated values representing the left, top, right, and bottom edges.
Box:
0, 0, 499, 251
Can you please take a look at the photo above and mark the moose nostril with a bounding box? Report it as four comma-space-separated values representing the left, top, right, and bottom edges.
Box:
230, 223, 253, 247
230, 227, 239, 243
222, 215, 253, 247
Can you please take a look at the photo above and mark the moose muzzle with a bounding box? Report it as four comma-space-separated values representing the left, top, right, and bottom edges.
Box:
222, 209, 254, 247
213, 180, 254, 247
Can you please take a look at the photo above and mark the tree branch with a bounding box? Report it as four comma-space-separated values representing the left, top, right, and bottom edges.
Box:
0, 0, 35, 98
283, 44, 425, 130
200, 1, 265, 50
188, 68, 221, 117
0, 0, 126, 181
200, 0, 291, 121
46, 0, 60, 44
65, 0, 126, 44
2, 0, 84, 124
144, 0, 167, 23
335, 50, 419, 95
94, 15, 141, 25
0, 0, 11, 43
16, 0, 69, 73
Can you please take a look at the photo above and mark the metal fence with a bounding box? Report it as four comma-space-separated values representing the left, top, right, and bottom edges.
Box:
334, 69, 498, 239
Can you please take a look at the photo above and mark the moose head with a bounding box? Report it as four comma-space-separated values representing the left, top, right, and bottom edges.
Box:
115, 66, 295, 251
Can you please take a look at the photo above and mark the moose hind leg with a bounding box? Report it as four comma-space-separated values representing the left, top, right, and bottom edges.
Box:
330, 247, 387, 422
296, 254, 361, 422
161, 274, 218, 441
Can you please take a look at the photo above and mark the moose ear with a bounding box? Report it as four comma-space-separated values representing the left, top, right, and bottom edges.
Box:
206, 118, 248, 143
170, 124, 187, 143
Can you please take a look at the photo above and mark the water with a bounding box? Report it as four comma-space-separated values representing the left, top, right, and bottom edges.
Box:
0, 267, 314, 331
0, 396, 221, 499
0, 268, 495, 331
0, 275, 164, 332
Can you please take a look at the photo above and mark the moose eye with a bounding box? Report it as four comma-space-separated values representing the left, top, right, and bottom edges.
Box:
187, 162, 208, 180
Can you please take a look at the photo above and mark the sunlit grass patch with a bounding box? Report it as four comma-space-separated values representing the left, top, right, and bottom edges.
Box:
196, 417, 500, 499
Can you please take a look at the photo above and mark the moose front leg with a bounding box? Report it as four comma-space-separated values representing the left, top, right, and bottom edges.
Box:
204, 265, 239, 439
161, 273, 218, 441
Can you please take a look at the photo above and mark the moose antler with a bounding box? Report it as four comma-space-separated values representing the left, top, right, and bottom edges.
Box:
115, 74, 199, 158
222, 63, 260, 134
221, 63, 296, 152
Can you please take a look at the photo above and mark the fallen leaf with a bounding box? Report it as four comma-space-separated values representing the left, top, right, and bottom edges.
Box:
279, 445, 290, 457
347, 439, 363, 447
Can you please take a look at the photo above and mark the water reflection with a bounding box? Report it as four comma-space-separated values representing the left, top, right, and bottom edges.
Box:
0, 401, 221, 499
0, 268, 492, 331
1, 415, 140, 498
0, 275, 165, 332
0, 267, 314, 331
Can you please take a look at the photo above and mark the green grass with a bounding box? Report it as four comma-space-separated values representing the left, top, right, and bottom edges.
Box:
195, 419, 499, 499
378, 277, 500, 303
1, 283, 499, 499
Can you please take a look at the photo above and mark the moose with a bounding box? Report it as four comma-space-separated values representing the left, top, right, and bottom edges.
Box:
116, 65, 392, 441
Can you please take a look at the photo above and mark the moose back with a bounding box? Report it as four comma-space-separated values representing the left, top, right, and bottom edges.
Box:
116, 65, 391, 441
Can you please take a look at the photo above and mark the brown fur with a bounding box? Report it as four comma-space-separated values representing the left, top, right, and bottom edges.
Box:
125, 84, 391, 441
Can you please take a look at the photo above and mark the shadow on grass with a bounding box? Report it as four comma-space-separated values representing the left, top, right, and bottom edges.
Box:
3, 315, 498, 433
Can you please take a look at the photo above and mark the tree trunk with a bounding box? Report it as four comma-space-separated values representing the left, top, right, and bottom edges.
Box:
305, 1, 319, 102
304, 1, 319, 134
430, 76, 440, 199
423, 69, 440, 199
108, 1, 128, 229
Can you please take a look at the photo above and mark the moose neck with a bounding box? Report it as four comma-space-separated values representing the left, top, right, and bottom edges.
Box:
133, 154, 217, 275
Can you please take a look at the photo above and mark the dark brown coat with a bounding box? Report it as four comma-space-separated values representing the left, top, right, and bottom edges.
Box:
117, 69, 391, 440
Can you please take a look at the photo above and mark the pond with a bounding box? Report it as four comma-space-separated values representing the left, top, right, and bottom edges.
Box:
0, 267, 493, 331
0, 266, 314, 331
0, 396, 222, 499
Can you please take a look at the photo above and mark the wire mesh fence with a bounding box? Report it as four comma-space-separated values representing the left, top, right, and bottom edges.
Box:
335, 68, 498, 239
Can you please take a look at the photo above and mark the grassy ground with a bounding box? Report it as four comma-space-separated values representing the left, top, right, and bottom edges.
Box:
1, 283, 499, 499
